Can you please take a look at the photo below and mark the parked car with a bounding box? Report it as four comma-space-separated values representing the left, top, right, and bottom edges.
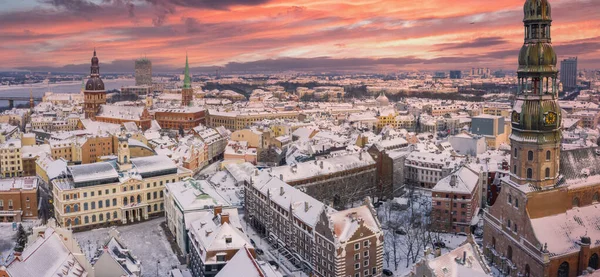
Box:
268, 261, 279, 269
394, 229, 406, 235
256, 248, 264, 255
382, 269, 394, 276
433, 241, 446, 248
373, 201, 383, 208
250, 239, 256, 246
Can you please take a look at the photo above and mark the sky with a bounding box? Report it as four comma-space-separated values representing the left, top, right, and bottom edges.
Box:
0, 0, 599, 73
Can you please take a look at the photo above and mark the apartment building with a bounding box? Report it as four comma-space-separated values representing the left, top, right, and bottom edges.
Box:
51, 138, 192, 230
207, 110, 299, 131
245, 173, 383, 277
404, 151, 464, 189
0, 139, 23, 178
0, 177, 38, 222
96, 105, 152, 131
431, 165, 481, 234
193, 125, 227, 163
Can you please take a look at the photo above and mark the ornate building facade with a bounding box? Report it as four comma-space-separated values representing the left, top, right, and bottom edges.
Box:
84, 50, 107, 119
483, 1, 600, 276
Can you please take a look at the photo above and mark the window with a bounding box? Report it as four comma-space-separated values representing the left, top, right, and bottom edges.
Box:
513, 165, 517, 174
91, 191, 94, 197
160, 191, 164, 198
364, 241, 369, 247
105, 199, 110, 207
98, 201, 103, 209
106, 212, 111, 220
507, 219, 511, 228
65, 206, 71, 213
153, 192, 157, 199
364, 251, 369, 257
147, 193, 151, 200
92, 215, 96, 222
363, 260, 369, 267
594, 192, 599, 203
91, 202, 96, 209
545, 167, 550, 178
527, 168, 533, 179
558, 262, 569, 277
83, 192, 87, 198
98, 190, 102, 196
515, 198, 519, 208
84, 203, 88, 210
546, 150, 551, 161
528, 150, 533, 161
372, 268, 377, 275
513, 224, 518, 233
508, 194, 512, 204
354, 253, 360, 261
354, 263, 360, 269
507, 246, 513, 261
84, 216, 89, 224
113, 211, 118, 219
112, 188, 116, 194
573, 197, 580, 208
99, 213, 103, 221
113, 198, 117, 206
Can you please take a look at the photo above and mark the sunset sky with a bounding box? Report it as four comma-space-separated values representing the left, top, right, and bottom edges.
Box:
0, 0, 599, 73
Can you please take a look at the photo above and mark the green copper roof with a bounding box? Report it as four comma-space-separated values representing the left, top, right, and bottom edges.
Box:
183, 53, 191, 89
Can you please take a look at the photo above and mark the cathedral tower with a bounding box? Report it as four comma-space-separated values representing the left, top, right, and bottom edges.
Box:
510, 0, 561, 189
181, 54, 193, 107
83, 49, 107, 119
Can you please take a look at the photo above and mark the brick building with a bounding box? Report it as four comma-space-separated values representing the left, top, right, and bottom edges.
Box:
154, 107, 205, 131
0, 177, 38, 222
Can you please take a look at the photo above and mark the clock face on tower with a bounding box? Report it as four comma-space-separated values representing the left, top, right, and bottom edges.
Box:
545, 112, 557, 126
512, 111, 520, 123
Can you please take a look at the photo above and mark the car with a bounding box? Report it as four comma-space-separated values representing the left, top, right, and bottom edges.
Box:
268, 261, 279, 269
256, 248, 264, 255
373, 201, 383, 208
394, 229, 406, 235
382, 269, 394, 276
433, 241, 446, 248
250, 239, 256, 246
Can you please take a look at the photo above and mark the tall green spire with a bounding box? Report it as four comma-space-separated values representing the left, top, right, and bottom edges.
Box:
183, 53, 191, 89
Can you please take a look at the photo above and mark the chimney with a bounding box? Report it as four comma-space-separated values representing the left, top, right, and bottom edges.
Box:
214, 206, 223, 217
320, 161, 324, 169
280, 187, 284, 196
359, 151, 363, 160
221, 213, 230, 225
305, 201, 309, 212
462, 251, 466, 264
205, 230, 213, 237
450, 175, 457, 187
280, 174, 283, 181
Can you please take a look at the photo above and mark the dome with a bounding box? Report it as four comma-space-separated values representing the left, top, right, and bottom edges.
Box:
517, 42, 556, 72
376, 92, 389, 106
524, 0, 551, 21
85, 77, 104, 91
512, 99, 561, 131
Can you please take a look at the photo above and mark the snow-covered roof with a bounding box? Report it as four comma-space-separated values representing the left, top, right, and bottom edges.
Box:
68, 162, 119, 184
432, 166, 479, 194
0, 177, 38, 191
215, 246, 282, 277
130, 155, 177, 176
5, 228, 88, 277
269, 152, 375, 184
328, 205, 381, 243
166, 180, 224, 212
426, 242, 488, 277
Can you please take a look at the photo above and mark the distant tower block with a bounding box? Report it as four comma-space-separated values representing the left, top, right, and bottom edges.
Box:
135, 58, 152, 86
83, 49, 106, 119
181, 54, 193, 107
29, 89, 34, 109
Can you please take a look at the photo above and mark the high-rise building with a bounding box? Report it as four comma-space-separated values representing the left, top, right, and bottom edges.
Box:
181, 54, 193, 107
135, 58, 152, 86
560, 57, 578, 90
449, 70, 462, 79
83, 49, 106, 119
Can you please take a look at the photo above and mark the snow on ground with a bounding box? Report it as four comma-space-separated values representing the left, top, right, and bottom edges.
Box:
377, 189, 471, 277
74, 218, 180, 277
0, 220, 41, 266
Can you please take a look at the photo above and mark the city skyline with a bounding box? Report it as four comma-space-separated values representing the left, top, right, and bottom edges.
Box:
0, 0, 599, 73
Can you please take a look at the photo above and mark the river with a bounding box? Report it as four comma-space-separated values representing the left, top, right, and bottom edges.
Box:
0, 79, 135, 107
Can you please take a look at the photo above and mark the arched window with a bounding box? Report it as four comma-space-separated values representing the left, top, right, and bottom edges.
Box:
130, 196, 134, 204
113, 211, 118, 219
528, 150, 534, 161
124, 155, 128, 163
147, 206, 152, 213
160, 203, 164, 210
507, 246, 513, 261
513, 165, 517, 174
106, 212, 111, 220
66, 219, 72, 226
113, 198, 117, 206
147, 192, 151, 200
590, 253, 599, 270
594, 192, 599, 203
525, 264, 530, 277
153, 192, 157, 199
84, 203, 88, 210
74, 204, 79, 212
137, 195, 141, 203
160, 191, 164, 198
558, 262, 569, 277
527, 168, 533, 179
573, 197, 580, 208
74, 218, 80, 225
99, 213, 104, 221
105, 199, 110, 208
84, 216, 89, 224
92, 215, 96, 222
65, 206, 71, 213
546, 150, 551, 161
123, 197, 128, 205
91, 202, 96, 209
545, 168, 550, 178
515, 198, 519, 208
514, 148, 518, 158
154, 204, 158, 211
98, 201, 103, 209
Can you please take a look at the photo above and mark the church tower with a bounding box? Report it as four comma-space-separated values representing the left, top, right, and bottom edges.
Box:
83, 49, 107, 119
510, 0, 561, 189
181, 54, 193, 107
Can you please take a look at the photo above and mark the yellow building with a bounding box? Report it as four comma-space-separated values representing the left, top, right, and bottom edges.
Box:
207, 110, 299, 131
0, 139, 23, 177
51, 139, 192, 230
